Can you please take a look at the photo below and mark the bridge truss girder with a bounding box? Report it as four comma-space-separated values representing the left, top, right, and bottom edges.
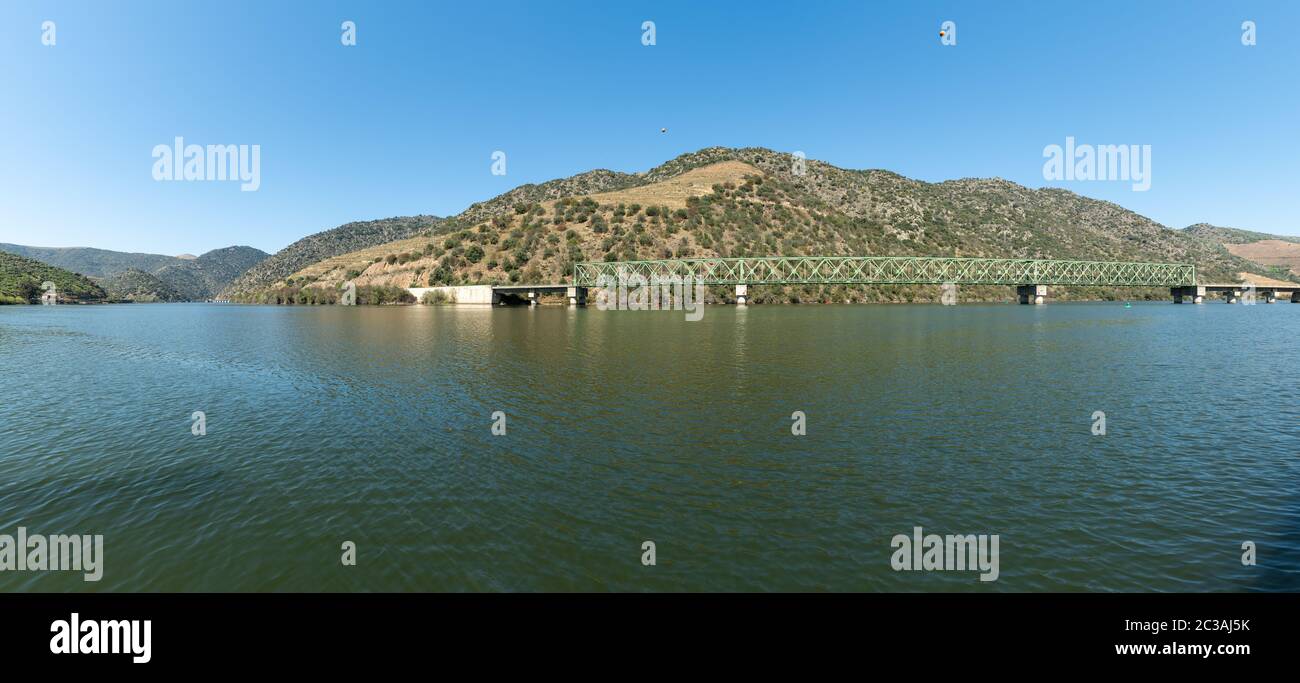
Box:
574, 256, 1196, 288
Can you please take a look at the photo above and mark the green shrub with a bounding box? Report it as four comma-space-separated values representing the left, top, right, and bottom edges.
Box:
420, 289, 455, 304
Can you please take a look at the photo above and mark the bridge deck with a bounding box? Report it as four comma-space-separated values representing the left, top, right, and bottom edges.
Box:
492, 284, 571, 293
1200, 283, 1300, 291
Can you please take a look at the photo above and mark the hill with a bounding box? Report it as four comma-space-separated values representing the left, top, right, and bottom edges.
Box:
100, 268, 181, 302
248, 147, 1294, 304
220, 215, 442, 298
1183, 223, 1300, 245
153, 246, 269, 300
1184, 223, 1300, 278
0, 243, 268, 301
0, 250, 107, 304
0, 243, 180, 278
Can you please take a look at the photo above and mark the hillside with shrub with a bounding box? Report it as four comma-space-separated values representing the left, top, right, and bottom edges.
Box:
246, 147, 1290, 304
220, 215, 442, 298
153, 246, 269, 300
1184, 223, 1300, 278
0, 250, 107, 304
100, 268, 181, 302
0, 243, 182, 278
0, 243, 267, 301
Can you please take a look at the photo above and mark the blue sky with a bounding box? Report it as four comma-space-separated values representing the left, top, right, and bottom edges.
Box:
2, 1, 1297, 255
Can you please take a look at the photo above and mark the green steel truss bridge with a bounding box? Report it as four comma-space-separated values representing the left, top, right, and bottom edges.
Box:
573, 256, 1196, 288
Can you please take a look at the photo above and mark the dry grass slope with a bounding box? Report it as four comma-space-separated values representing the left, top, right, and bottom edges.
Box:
582, 161, 761, 210
1225, 240, 1300, 276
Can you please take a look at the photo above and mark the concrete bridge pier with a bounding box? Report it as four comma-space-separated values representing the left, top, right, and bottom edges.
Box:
1293, 291, 1300, 303
1017, 284, 1046, 305
527, 290, 537, 306
1262, 291, 1278, 304
1226, 289, 1241, 304
1171, 285, 1206, 304
736, 284, 748, 306
566, 286, 587, 306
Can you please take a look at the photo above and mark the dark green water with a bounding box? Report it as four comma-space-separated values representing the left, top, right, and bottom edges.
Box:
1, 302, 1297, 591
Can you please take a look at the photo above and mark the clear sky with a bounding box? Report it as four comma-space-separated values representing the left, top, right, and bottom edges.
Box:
2, 1, 1297, 255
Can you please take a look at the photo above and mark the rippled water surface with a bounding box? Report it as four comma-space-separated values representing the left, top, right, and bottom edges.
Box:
1, 302, 1297, 591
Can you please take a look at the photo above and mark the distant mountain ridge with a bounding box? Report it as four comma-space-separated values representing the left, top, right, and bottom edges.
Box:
1183, 223, 1300, 245
0, 243, 180, 279
0, 243, 268, 301
220, 215, 442, 297
152, 246, 268, 300
100, 268, 179, 302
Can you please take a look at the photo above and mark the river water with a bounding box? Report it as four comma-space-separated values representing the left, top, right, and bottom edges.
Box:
1, 302, 1297, 591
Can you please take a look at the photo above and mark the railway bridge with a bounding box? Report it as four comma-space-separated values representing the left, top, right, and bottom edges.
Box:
410, 256, 1300, 305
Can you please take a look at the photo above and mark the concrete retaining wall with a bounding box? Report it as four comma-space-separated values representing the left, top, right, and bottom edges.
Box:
407, 285, 498, 305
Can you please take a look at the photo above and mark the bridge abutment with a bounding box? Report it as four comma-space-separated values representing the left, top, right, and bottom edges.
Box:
1017, 284, 1046, 305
